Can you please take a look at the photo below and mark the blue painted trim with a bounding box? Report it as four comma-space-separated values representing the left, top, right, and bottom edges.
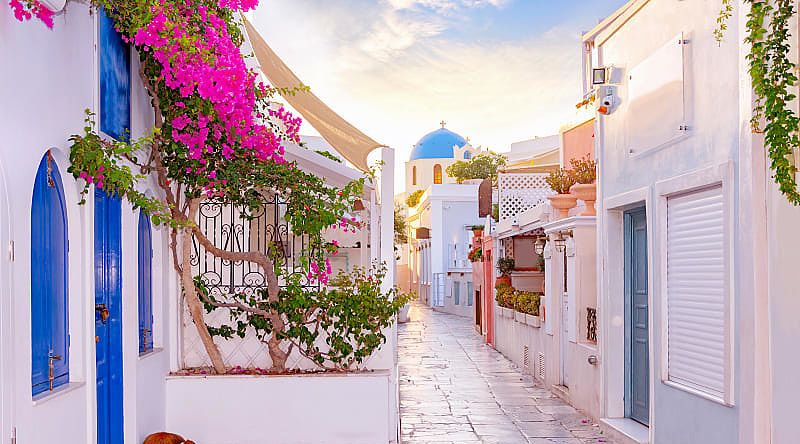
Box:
31, 153, 70, 396
95, 188, 124, 444
138, 211, 153, 354
99, 9, 131, 141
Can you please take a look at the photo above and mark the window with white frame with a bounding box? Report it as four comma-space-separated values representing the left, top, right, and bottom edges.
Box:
666, 184, 730, 402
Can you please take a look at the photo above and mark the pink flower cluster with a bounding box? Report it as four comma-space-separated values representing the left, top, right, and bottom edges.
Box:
8, 0, 54, 28
79, 165, 106, 189
131, 0, 301, 196
307, 258, 334, 286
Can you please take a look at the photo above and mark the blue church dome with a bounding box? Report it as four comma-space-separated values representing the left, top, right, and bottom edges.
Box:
409, 127, 467, 161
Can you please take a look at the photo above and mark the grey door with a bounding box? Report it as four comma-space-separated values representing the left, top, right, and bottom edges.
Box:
625, 208, 649, 426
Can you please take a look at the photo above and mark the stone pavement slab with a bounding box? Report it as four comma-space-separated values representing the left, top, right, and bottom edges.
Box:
399, 303, 612, 444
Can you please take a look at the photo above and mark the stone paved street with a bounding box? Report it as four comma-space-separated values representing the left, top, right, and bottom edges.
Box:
399, 303, 612, 444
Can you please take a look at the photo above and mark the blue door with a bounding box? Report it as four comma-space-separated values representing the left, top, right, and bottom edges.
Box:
95, 188, 123, 444
31, 153, 69, 396
625, 208, 649, 426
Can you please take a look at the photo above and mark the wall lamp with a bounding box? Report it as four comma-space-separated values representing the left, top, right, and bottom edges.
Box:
534, 237, 546, 255
553, 230, 573, 253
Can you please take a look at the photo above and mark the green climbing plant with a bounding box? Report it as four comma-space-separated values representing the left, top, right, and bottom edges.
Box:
717, 0, 800, 205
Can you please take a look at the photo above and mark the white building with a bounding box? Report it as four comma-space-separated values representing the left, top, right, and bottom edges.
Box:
585, 1, 800, 443
0, 4, 398, 444
404, 126, 485, 319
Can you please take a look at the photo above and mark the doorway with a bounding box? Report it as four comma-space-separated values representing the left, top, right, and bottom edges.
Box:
624, 207, 649, 426
95, 188, 124, 444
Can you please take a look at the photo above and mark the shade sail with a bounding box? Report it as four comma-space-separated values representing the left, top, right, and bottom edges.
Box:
244, 18, 383, 173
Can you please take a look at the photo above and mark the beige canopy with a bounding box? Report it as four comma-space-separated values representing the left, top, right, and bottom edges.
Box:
244, 18, 383, 173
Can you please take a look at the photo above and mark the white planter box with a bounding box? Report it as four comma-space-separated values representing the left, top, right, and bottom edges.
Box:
514, 310, 526, 323
500, 307, 512, 318
399, 303, 411, 323
165, 371, 391, 444
525, 313, 541, 328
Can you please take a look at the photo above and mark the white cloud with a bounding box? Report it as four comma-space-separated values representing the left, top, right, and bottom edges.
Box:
253, 0, 584, 192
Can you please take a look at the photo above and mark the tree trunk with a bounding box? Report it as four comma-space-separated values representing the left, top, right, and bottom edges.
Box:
181, 202, 227, 374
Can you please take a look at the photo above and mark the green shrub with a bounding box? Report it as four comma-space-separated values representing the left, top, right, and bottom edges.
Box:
405, 189, 425, 208
514, 290, 541, 316
495, 282, 515, 308
497, 257, 515, 276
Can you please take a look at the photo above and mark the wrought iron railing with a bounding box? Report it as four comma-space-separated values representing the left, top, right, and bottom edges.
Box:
190, 194, 320, 299
587, 307, 597, 343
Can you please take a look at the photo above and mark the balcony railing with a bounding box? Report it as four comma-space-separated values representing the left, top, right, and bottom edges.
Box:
498, 173, 553, 222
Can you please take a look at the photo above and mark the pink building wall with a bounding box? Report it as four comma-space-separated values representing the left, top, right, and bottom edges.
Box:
562, 119, 595, 166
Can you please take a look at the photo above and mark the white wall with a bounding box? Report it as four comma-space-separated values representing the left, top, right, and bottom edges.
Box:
595, 1, 746, 442
165, 373, 391, 444
0, 5, 173, 443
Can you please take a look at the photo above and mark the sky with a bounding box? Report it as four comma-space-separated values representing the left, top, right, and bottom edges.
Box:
251, 0, 627, 192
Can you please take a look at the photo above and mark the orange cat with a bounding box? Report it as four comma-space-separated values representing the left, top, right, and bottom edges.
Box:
143, 432, 196, 444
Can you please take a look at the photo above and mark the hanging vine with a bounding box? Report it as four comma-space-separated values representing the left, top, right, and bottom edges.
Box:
718, 0, 800, 204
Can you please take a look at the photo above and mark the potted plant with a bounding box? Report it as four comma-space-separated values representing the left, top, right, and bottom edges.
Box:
516, 291, 541, 328
495, 282, 514, 318
470, 224, 484, 237
569, 155, 597, 216
468, 246, 483, 263
545, 168, 578, 219
496, 257, 515, 287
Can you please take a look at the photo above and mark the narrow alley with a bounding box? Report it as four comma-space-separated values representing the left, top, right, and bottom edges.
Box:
399, 304, 611, 444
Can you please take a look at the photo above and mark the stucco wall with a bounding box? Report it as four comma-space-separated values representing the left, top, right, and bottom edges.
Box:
0, 5, 173, 443
562, 119, 595, 166
596, 1, 743, 442
767, 177, 800, 444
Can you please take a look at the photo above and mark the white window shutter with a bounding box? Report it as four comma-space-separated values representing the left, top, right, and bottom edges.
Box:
666, 185, 728, 401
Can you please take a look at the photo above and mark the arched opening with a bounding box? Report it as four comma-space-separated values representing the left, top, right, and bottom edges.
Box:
433, 164, 443, 184
138, 210, 153, 354
464, 151, 472, 160
412, 165, 417, 186
31, 151, 69, 395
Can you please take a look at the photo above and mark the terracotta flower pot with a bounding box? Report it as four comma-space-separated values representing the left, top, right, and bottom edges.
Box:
547, 194, 578, 219
495, 275, 512, 288
570, 183, 597, 216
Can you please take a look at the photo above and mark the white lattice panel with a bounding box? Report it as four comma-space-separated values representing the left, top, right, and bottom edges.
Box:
498, 173, 553, 221
181, 304, 387, 371
182, 304, 320, 370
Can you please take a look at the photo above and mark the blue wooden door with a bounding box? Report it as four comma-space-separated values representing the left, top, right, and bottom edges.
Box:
625, 208, 649, 425
31, 153, 69, 395
95, 188, 123, 444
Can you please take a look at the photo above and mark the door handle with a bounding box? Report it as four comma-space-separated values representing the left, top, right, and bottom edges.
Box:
48, 353, 62, 391
95, 303, 110, 323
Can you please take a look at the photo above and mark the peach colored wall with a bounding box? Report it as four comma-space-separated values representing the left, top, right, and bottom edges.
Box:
562, 119, 595, 165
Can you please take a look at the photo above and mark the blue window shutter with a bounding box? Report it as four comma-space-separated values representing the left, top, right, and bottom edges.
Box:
138, 211, 153, 353
31, 154, 69, 395
99, 8, 131, 141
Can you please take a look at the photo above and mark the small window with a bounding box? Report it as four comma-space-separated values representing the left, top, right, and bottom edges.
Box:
454, 282, 461, 305
138, 211, 154, 354
666, 185, 729, 402
99, 8, 131, 141
464, 151, 472, 160
433, 164, 443, 184
31, 152, 70, 395
467, 282, 474, 306
412, 166, 417, 186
